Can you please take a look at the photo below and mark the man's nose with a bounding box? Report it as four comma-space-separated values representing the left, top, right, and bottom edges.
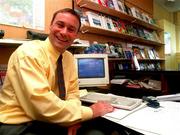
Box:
61, 27, 68, 34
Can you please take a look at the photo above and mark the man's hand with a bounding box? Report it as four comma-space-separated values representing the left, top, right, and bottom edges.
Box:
90, 101, 114, 118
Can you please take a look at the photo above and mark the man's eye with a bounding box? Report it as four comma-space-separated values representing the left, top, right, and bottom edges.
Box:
56, 22, 64, 28
68, 28, 76, 33
58, 24, 64, 28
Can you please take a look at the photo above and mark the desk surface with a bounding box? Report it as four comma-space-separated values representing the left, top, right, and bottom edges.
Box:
103, 101, 180, 135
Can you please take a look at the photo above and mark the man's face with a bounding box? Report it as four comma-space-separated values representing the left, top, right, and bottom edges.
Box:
49, 12, 79, 53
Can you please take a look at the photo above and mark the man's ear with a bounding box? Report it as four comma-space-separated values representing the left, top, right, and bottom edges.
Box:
49, 25, 52, 32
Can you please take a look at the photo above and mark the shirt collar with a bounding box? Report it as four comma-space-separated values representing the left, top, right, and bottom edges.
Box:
44, 38, 62, 62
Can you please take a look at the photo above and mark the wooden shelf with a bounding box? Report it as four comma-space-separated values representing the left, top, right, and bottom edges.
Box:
77, 0, 163, 32
0, 39, 29, 47
81, 25, 164, 46
108, 58, 165, 61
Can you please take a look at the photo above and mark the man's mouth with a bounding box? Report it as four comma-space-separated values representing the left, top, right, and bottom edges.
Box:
56, 36, 68, 43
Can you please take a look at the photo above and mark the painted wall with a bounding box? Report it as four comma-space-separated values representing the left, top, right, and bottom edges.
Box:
175, 12, 180, 52
174, 12, 180, 70
159, 20, 176, 70
153, 1, 178, 70
0, 0, 72, 39
0, 0, 72, 64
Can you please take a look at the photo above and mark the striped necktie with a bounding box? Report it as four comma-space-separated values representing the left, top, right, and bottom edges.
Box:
57, 55, 66, 100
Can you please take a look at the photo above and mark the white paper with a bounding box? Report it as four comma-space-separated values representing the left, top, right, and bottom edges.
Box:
118, 101, 180, 135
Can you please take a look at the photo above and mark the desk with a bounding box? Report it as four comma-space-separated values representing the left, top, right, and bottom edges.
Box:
103, 101, 180, 135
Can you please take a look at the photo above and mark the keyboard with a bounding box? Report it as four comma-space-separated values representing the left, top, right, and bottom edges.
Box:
80, 92, 142, 110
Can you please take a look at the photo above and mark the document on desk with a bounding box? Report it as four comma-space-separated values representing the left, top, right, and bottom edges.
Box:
106, 101, 180, 135
103, 103, 146, 121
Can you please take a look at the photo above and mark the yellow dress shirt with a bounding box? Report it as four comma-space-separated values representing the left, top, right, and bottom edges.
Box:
0, 38, 93, 126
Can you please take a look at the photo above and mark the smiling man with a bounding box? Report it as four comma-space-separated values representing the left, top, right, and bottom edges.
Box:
0, 8, 114, 135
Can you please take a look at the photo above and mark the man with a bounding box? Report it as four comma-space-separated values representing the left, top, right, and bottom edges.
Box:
0, 8, 114, 135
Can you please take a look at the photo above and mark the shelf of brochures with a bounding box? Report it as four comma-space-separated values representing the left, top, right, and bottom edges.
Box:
81, 25, 164, 47
75, 0, 166, 94
77, 0, 163, 32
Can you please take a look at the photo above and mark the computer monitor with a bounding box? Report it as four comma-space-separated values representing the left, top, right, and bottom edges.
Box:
74, 54, 109, 87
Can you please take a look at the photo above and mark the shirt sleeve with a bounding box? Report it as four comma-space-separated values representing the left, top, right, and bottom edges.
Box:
8, 52, 92, 126
64, 54, 93, 123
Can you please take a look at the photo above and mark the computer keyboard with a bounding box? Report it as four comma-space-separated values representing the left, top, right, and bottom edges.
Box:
80, 92, 142, 110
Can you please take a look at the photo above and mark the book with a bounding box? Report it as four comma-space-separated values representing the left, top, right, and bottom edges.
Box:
117, 19, 126, 33
132, 55, 140, 70
136, 27, 146, 38
0, 64, 7, 87
86, 11, 103, 29
101, 16, 116, 31
130, 7, 138, 18
152, 31, 161, 42
139, 48, 146, 59
106, 17, 116, 31
147, 48, 156, 59
106, 0, 115, 9
132, 46, 143, 59
143, 29, 152, 40
117, 0, 125, 13
125, 24, 135, 36
80, 92, 142, 110
152, 48, 160, 59
109, 45, 119, 57
114, 44, 125, 58
154, 62, 161, 71
122, 45, 133, 59
142, 13, 150, 23
144, 47, 150, 59
112, 19, 120, 32
124, 4, 133, 16
112, 0, 120, 11
97, 0, 107, 7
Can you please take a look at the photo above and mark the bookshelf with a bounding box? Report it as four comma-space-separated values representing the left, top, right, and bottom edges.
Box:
0, 39, 27, 88
81, 25, 164, 46
75, 0, 166, 95
77, 0, 163, 31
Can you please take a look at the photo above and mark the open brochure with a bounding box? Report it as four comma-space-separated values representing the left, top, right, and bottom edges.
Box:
80, 92, 142, 111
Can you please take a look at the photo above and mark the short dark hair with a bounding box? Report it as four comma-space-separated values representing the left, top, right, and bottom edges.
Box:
50, 8, 81, 31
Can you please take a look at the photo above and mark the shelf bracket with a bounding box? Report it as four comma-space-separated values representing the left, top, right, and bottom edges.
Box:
131, 19, 136, 24
79, 3, 87, 8
132, 38, 138, 42
81, 29, 89, 34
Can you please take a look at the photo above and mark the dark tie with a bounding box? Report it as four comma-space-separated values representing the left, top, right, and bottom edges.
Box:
57, 55, 66, 100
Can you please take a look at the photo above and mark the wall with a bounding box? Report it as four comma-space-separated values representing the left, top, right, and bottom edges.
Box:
0, 0, 72, 39
174, 12, 180, 52
153, 1, 178, 70
0, 0, 72, 65
125, 0, 153, 15
159, 20, 176, 70
153, 2, 174, 22
174, 12, 180, 70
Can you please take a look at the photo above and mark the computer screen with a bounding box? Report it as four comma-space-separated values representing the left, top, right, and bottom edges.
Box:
74, 54, 109, 87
